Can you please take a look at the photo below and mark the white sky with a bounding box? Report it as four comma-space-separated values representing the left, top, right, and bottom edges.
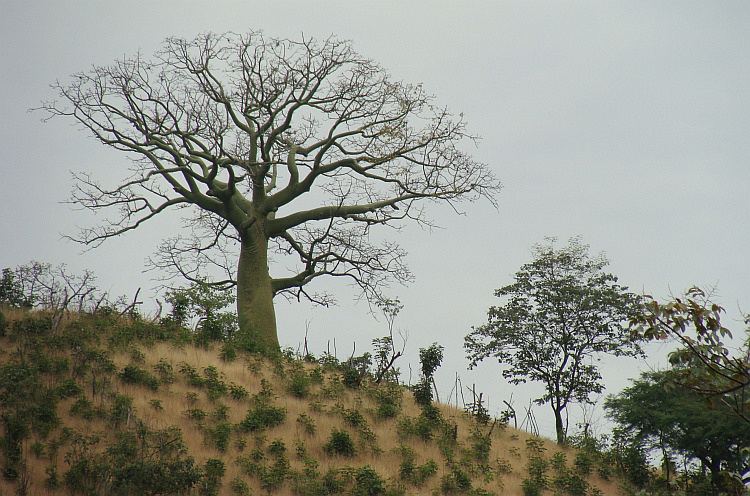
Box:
2, 1, 749, 440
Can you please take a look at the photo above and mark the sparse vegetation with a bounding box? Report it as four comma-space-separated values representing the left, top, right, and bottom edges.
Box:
0, 277, 633, 495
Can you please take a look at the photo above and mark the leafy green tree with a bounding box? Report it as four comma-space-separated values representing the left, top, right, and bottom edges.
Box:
39, 31, 500, 350
465, 237, 642, 444
605, 367, 750, 490
630, 287, 750, 423
0, 268, 29, 308
413, 343, 443, 406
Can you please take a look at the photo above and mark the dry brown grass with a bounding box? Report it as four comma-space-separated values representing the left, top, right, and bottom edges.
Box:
0, 309, 626, 495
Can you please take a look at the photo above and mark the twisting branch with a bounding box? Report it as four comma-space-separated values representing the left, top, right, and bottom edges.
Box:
37, 30, 500, 345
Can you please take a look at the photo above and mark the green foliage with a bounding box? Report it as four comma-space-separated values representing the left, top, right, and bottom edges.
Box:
468, 426, 492, 464
199, 458, 226, 496
466, 237, 642, 444
56, 377, 82, 399
0, 358, 63, 477
230, 477, 251, 495
630, 286, 750, 424
353, 465, 386, 496
296, 412, 317, 435
165, 283, 237, 346
398, 445, 438, 487
550, 451, 567, 472
413, 343, 444, 407
573, 450, 594, 476
287, 369, 311, 398
0, 268, 30, 308
153, 358, 175, 384
324, 429, 357, 457
238, 403, 287, 432
606, 368, 750, 492
371, 381, 403, 419
206, 421, 233, 452
342, 367, 364, 389
70, 397, 105, 420
441, 467, 473, 494
119, 363, 160, 390
219, 341, 238, 362
229, 382, 250, 401
185, 408, 208, 422
59, 425, 202, 496
397, 414, 436, 443
107, 392, 133, 427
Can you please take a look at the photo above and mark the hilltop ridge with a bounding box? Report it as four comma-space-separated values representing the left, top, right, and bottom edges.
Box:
0, 307, 623, 495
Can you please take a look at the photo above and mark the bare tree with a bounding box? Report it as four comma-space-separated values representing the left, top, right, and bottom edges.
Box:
39, 31, 500, 349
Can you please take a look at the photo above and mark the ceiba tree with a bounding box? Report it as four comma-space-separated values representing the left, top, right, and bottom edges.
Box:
40, 31, 500, 350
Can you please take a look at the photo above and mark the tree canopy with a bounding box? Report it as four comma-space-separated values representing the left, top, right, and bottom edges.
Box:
465, 237, 642, 444
605, 367, 750, 490
39, 31, 501, 350
630, 287, 750, 423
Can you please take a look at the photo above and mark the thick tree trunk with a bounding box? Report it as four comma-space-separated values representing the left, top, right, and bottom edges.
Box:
236, 229, 279, 351
554, 407, 566, 445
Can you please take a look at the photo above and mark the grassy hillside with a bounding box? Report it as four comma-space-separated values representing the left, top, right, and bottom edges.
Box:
0, 307, 625, 496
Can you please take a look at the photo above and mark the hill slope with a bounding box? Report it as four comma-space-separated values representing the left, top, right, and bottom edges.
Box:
0, 308, 624, 495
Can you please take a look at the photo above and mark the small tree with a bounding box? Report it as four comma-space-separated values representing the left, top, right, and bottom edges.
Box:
39, 30, 500, 350
465, 237, 642, 444
413, 343, 443, 406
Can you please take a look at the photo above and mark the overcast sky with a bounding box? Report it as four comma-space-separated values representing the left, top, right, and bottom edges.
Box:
2, 1, 748, 440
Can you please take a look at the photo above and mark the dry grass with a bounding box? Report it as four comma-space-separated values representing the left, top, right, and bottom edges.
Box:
0, 308, 626, 495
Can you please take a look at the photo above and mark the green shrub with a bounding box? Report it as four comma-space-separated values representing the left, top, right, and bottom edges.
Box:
287, 371, 311, 398
309, 367, 325, 384
211, 420, 232, 452
573, 450, 594, 476
199, 458, 226, 496
520, 478, 543, 496
185, 408, 208, 422
180, 362, 205, 387
296, 413, 317, 435
564, 472, 589, 496
44, 466, 59, 489
153, 358, 175, 384
550, 451, 567, 472
70, 397, 104, 420
220, 342, 238, 362
55, 378, 82, 399
469, 428, 492, 463
30, 442, 45, 458
400, 455, 438, 487
261, 440, 290, 492
372, 383, 403, 419
324, 429, 356, 457
119, 364, 160, 390
342, 408, 366, 428
203, 366, 228, 401
229, 477, 250, 495
524, 438, 546, 457
525, 456, 549, 488
238, 403, 287, 432
441, 467, 472, 494
108, 392, 133, 427
229, 383, 249, 401
322, 468, 352, 494
342, 367, 362, 389
354, 465, 385, 496
496, 458, 513, 474
397, 414, 436, 442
